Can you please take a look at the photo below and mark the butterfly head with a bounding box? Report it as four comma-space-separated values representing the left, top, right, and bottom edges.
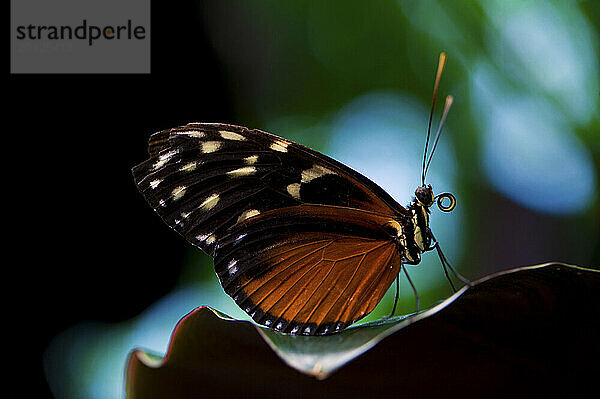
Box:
408, 184, 456, 256
415, 184, 456, 213
415, 185, 434, 208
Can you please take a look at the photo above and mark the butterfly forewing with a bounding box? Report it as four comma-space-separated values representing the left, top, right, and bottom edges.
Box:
133, 123, 409, 334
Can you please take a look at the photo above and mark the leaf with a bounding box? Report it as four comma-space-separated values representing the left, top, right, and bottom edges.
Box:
125, 263, 600, 398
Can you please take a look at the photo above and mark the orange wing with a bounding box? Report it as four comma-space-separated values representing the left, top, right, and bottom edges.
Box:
233, 234, 401, 335
215, 205, 405, 335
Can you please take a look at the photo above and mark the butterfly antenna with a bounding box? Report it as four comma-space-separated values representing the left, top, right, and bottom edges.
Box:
422, 52, 447, 186
423, 95, 453, 180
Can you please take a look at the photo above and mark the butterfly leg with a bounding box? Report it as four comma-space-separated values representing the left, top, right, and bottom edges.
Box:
429, 231, 471, 288
385, 275, 400, 319
435, 243, 457, 293
436, 243, 472, 287
402, 265, 420, 313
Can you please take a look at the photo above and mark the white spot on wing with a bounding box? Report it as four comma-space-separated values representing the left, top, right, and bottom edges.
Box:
197, 233, 217, 245
160, 150, 178, 160
237, 209, 260, 223
270, 139, 289, 152
200, 193, 220, 211
202, 141, 223, 153
226, 166, 256, 177
177, 130, 205, 138
227, 259, 238, 275
149, 179, 162, 189
153, 150, 178, 170
287, 183, 301, 200
196, 233, 209, 242
301, 164, 335, 183
219, 130, 246, 141
179, 162, 197, 173
244, 155, 259, 165
171, 186, 186, 201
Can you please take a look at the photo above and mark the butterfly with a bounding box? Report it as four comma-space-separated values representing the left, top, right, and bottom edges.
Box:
132, 53, 469, 335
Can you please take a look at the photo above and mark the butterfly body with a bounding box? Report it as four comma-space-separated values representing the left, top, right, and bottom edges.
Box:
133, 122, 441, 335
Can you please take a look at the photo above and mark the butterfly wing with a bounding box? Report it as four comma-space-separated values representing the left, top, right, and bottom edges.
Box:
133, 123, 409, 334
132, 123, 407, 256
215, 205, 403, 335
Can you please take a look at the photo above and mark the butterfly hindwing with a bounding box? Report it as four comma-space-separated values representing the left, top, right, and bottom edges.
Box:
214, 205, 403, 335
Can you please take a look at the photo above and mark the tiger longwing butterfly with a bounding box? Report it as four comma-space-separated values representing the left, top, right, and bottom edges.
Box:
132, 53, 468, 336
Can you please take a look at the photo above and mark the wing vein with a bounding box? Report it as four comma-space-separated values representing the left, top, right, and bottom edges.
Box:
303, 242, 390, 326
236, 239, 336, 303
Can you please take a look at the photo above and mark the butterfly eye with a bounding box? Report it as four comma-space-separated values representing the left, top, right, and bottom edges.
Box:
435, 192, 456, 212
415, 185, 434, 207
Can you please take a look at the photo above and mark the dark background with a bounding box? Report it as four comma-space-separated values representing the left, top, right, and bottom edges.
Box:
10, 2, 230, 397
9, 1, 599, 398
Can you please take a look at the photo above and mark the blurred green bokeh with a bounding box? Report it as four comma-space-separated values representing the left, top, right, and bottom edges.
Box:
45, 1, 599, 398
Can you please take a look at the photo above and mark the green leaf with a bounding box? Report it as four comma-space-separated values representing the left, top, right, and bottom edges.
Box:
126, 263, 600, 398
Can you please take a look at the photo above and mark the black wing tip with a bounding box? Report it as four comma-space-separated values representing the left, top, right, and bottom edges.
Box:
143, 122, 254, 157
146, 128, 172, 157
